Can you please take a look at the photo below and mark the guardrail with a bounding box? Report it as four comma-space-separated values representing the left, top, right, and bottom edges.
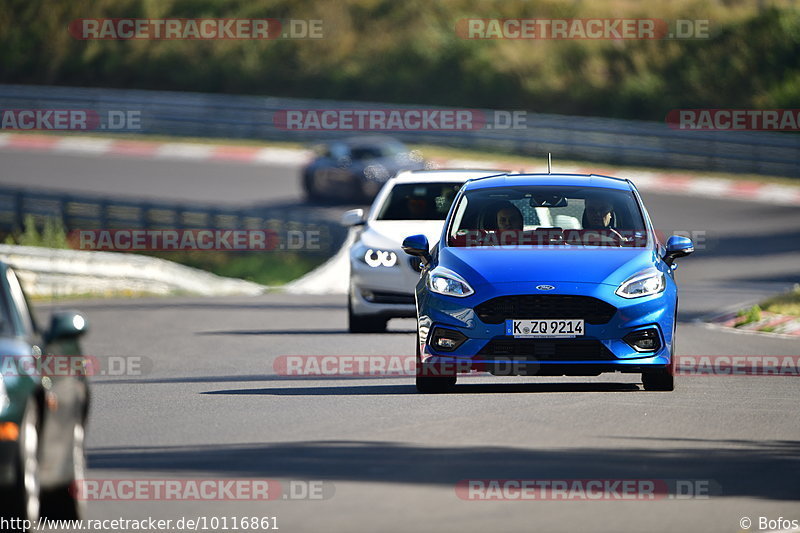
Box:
1, 84, 799, 177
0, 185, 346, 255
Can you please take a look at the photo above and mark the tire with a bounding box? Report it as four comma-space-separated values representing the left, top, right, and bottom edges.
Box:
0, 399, 41, 528
347, 292, 387, 333
642, 369, 674, 391
303, 171, 320, 202
415, 332, 456, 393
41, 419, 86, 520
642, 311, 677, 392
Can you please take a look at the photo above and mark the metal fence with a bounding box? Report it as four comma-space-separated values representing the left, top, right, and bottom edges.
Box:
1, 84, 799, 177
0, 185, 346, 254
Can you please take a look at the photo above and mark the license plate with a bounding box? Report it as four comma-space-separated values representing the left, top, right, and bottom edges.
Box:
505, 319, 584, 338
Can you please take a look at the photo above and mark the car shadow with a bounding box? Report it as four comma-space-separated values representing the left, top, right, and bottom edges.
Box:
197, 329, 416, 336
201, 381, 641, 396
87, 439, 800, 501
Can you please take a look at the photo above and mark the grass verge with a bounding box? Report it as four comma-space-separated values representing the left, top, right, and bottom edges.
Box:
3, 217, 328, 296
759, 285, 800, 316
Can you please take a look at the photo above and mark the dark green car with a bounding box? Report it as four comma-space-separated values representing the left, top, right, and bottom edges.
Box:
0, 263, 89, 527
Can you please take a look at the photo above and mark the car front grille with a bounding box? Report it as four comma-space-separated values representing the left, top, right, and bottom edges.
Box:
477, 338, 615, 360
475, 295, 616, 325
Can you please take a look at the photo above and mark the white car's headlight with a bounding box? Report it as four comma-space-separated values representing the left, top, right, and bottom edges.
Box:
428, 267, 474, 297
615, 268, 666, 299
359, 248, 398, 268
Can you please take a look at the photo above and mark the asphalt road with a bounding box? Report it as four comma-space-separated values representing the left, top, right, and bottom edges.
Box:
18, 150, 800, 533
0, 150, 299, 206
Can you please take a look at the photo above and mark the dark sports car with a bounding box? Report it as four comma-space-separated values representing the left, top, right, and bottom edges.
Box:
302, 137, 425, 203
0, 263, 89, 525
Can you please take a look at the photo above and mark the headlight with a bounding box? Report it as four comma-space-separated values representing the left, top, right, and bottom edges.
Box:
427, 267, 474, 297
359, 248, 398, 268
615, 268, 666, 299
0, 377, 8, 412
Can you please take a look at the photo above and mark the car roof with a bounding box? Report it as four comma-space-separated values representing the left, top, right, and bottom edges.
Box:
463, 173, 633, 191
328, 136, 405, 147
390, 169, 507, 184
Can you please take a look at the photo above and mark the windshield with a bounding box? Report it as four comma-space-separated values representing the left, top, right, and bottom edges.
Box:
448, 185, 648, 247
350, 141, 406, 160
376, 182, 463, 221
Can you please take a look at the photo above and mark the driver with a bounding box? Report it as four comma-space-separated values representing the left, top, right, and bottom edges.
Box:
406, 195, 429, 219
583, 197, 614, 229
583, 197, 626, 241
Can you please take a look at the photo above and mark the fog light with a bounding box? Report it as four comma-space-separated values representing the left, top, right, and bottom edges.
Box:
623, 328, 661, 353
360, 289, 375, 302
430, 328, 467, 352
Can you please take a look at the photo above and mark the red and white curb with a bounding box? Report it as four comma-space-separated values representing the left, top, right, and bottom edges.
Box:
0, 133, 312, 166
438, 158, 800, 207
2, 133, 799, 206
703, 309, 800, 338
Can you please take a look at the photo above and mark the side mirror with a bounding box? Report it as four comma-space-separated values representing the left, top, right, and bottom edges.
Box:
664, 235, 694, 265
46, 311, 88, 344
341, 209, 366, 227
402, 234, 431, 265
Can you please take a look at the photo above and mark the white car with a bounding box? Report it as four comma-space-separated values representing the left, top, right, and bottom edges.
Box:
342, 169, 505, 333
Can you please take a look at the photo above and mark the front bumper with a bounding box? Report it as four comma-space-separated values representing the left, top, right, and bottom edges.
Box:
417, 280, 676, 376
349, 255, 422, 319
0, 441, 17, 486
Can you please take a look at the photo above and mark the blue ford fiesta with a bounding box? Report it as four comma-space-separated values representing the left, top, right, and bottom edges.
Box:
402, 173, 694, 393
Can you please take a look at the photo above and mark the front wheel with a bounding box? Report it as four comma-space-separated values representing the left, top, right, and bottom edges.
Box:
42, 419, 86, 519
303, 171, 321, 202
642, 368, 674, 391
415, 333, 456, 393
0, 399, 41, 528
347, 292, 387, 333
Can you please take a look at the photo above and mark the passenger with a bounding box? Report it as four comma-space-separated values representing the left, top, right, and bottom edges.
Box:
495, 204, 523, 231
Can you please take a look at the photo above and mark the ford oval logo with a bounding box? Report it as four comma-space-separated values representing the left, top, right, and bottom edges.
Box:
536, 284, 556, 291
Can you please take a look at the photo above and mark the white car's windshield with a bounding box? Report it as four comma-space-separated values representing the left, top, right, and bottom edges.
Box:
376, 182, 463, 221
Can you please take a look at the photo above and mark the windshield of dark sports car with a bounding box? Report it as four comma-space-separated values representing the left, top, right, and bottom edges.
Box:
448, 185, 648, 247
376, 182, 462, 221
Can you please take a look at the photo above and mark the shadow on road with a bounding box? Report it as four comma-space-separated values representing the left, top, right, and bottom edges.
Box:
197, 329, 415, 336
700, 228, 800, 258
201, 381, 640, 395
57, 301, 345, 312
87, 439, 800, 501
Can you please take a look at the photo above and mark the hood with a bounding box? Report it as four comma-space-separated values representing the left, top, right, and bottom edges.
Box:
440, 246, 658, 287
359, 220, 445, 250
